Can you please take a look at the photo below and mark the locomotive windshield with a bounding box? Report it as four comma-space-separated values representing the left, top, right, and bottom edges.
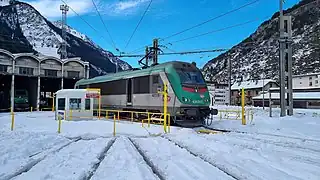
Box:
176, 69, 205, 85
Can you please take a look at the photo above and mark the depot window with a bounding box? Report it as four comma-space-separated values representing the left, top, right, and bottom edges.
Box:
67, 71, 80, 78
69, 98, 81, 110
58, 98, 65, 110
45, 69, 58, 77
0, 65, 7, 73
19, 67, 33, 75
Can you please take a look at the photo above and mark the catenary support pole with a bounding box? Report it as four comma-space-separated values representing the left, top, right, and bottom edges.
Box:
279, 0, 286, 117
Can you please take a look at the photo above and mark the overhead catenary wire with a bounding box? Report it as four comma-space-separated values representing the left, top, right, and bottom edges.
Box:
161, 0, 261, 41
117, 48, 229, 57
166, 17, 268, 45
91, 0, 118, 51
60, 0, 115, 50
124, 0, 153, 50
126, 0, 261, 55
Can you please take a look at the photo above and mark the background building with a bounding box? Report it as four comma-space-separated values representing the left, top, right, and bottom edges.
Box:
253, 91, 320, 109
0, 49, 89, 111
231, 79, 279, 105
293, 73, 320, 89
207, 82, 229, 106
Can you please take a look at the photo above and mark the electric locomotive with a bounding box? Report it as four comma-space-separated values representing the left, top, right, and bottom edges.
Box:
75, 61, 218, 127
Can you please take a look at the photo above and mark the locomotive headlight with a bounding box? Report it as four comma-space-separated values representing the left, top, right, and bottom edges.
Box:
182, 97, 189, 102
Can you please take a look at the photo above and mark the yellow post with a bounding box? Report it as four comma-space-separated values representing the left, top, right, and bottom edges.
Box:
106, 110, 108, 119
30, 107, 33, 112
167, 114, 170, 133
113, 114, 116, 136
147, 113, 150, 127
10, 108, 14, 131
163, 83, 168, 133
241, 88, 246, 125
117, 111, 120, 120
131, 112, 133, 122
98, 95, 101, 119
57, 115, 62, 133
142, 119, 144, 127
69, 110, 72, 121
52, 96, 55, 112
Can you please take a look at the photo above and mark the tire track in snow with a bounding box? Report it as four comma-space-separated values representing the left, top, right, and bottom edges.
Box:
128, 137, 165, 180
6, 137, 82, 180
162, 137, 239, 180
83, 138, 116, 180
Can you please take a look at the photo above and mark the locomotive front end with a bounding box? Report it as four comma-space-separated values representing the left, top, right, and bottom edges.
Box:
170, 62, 218, 127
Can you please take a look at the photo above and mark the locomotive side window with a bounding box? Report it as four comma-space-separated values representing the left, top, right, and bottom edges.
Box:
90, 79, 126, 95
153, 75, 159, 84
152, 75, 161, 93
133, 76, 150, 94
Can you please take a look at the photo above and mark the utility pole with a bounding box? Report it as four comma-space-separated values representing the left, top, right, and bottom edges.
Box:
279, 0, 286, 117
60, 4, 69, 90
279, 0, 293, 116
228, 58, 231, 105
145, 46, 149, 67
152, 38, 159, 65
60, 4, 69, 60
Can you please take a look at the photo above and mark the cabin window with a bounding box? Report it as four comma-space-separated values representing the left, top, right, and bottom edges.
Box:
85, 99, 90, 110
69, 98, 81, 110
133, 76, 150, 94
58, 98, 65, 110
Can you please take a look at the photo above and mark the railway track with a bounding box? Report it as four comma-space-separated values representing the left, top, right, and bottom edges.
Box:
7, 137, 82, 180
201, 126, 320, 143
162, 136, 239, 180
128, 137, 165, 180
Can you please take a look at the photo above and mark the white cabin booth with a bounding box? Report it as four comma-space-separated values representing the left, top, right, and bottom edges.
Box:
55, 89, 101, 121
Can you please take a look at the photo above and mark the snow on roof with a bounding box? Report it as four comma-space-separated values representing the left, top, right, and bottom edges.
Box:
55, 89, 100, 97
253, 92, 320, 100
231, 79, 276, 90
293, 72, 320, 78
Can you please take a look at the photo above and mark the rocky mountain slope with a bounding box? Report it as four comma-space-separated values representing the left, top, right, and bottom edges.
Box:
203, 0, 320, 83
0, 1, 131, 77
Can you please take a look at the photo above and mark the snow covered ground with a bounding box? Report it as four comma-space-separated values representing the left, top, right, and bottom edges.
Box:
208, 105, 320, 140
0, 108, 319, 180
0, 111, 180, 138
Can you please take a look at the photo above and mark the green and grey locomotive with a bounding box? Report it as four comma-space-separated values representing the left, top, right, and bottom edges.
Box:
74, 61, 217, 127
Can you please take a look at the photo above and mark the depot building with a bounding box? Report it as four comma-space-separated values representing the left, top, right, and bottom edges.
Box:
0, 49, 90, 111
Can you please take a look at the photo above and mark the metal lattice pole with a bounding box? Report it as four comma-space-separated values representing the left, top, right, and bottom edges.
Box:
60, 4, 69, 60
279, 0, 286, 117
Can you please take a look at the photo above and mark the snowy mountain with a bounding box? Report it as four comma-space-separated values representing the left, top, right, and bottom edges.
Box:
0, 1, 131, 77
203, 0, 320, 83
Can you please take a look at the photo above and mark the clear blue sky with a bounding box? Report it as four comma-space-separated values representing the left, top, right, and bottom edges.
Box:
27, 0, 300, 68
